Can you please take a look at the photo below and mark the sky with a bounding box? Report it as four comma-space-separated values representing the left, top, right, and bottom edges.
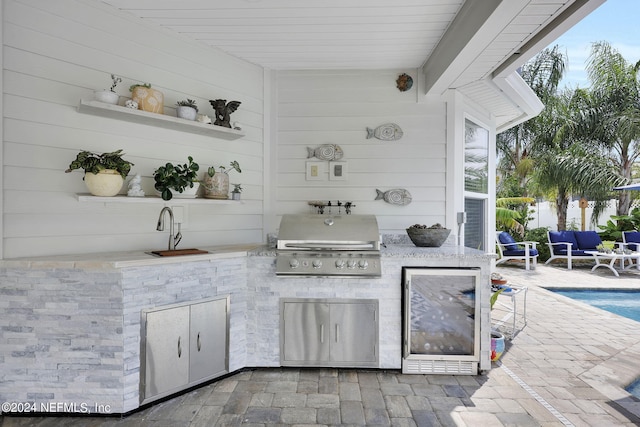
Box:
546, 0, 640, 89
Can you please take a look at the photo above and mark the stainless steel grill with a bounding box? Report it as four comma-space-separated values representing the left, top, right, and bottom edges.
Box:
276, 214, 381, 277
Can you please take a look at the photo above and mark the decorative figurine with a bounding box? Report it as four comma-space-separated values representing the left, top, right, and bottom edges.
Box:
197, 114, 212, 124
366, 123, 403, 141
124, 99, 138, 109
396, 73, 413, 92
307, 144, 344, 161
209, 99, 241, 128
375, 188, 412, 205
127, 173, 145, 197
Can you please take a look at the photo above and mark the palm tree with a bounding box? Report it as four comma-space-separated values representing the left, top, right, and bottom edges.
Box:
496, 197, 535, 237
496, 46, 566, 194
532, 88, 620, 230
585, 41, 640, 215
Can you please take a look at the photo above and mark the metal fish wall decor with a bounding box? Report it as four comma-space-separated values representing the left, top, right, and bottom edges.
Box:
375, 188, 412, 205
307, 144, 344, 161
366, 123, 403, 141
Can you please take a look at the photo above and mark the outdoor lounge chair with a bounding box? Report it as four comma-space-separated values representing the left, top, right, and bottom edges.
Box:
622, 231, 640, 252
545, 230, 602, 270
495, 231, 538, 270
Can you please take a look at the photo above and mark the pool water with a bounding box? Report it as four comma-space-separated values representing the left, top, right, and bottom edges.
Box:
547, 289, 640, 322
548, 288, 640, 398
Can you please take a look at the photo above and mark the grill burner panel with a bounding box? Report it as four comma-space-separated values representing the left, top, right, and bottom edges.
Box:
276, 214, 381, 277
276, 251, 381, 277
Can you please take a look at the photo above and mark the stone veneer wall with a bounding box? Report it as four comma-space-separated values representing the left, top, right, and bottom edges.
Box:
246, 248, 492, 371
0, 256, 247, 414
0, 245, 490, 414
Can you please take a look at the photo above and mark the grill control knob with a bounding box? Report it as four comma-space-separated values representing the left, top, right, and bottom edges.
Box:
335, 259, 345, 269
358, 260, 369, 269
312, 259, 322, 269
347, 260, 357, 269
289, 258, 300, 269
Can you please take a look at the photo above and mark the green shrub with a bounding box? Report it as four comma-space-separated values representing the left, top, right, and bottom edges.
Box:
524, 227, 551, 262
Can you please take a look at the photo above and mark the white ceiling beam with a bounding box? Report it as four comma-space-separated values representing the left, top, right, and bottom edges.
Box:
493, 0, 607, 79
421, 0, 530, 96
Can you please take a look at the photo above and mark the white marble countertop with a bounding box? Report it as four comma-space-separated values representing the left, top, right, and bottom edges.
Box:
0, 242, 494, 269
0, 244, 262, 269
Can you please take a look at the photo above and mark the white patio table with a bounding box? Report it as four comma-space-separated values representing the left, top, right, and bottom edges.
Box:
584, 250, 640, 277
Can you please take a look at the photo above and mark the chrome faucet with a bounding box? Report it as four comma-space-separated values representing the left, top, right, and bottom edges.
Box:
156, 207, 181, 250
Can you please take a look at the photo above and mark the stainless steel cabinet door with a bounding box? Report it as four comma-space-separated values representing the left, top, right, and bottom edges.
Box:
330, 302, 377, 363
144, 305, 190, 398
282, 301, 330, 363
189, 298, 228, 383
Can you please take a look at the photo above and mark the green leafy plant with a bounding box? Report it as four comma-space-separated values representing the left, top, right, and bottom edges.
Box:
490, 287, 506, 310
65, 149, 134, 179
153, 156, 200, 201
129, 82, 151, 92
176, 99, 198, 112
523, 227, 551, 261
232, 184, 243, 194
207, 160, 241, 177
597, 208, 640, 241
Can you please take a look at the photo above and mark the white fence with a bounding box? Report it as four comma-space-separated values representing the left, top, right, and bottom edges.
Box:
527, 200, 619, 231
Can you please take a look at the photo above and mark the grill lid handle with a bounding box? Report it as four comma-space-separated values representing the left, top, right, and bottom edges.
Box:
283, 243, 376, 250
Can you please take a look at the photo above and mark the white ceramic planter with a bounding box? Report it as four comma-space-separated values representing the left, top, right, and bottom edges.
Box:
176, 106, 197, 121
94, 90, 119, 105
84, 169, 124, 197
171, 182, 200, 198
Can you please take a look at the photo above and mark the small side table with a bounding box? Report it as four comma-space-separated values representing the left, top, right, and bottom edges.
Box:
493, 285, 528, 339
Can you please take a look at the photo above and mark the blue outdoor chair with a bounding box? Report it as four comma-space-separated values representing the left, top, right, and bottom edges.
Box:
496, 231, 539, 270
622, 231, 640, 252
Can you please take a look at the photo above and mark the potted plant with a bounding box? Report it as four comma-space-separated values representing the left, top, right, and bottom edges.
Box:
65, 149, 134, 196
94, 74, 121, 105
231, 184, 242, 200
176, 99, 198, 121
203, 160, 241, 199
153, 156, 200, 201
129, 82, 164, 114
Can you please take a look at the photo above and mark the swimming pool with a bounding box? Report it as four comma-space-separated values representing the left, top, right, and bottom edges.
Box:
547, 288, 640, 398
547, 289, 640, 323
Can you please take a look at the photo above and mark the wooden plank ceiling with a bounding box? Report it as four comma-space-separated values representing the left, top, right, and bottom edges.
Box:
100, 0, 599, 129
100, 0, 572, 72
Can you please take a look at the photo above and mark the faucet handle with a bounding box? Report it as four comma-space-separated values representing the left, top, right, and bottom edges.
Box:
174, 223, 182, 248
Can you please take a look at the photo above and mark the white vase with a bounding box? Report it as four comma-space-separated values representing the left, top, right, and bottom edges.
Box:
176, 106, 197, 121
203, 173, 229, 199
94, 90, 119, 105
84, 169, 124, 197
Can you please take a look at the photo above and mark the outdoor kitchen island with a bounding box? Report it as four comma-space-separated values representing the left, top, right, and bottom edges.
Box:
0, 240, 492, 414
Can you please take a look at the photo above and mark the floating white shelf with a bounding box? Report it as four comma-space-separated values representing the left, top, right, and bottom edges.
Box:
78, 100, 245, 140
76, 194, 240, 204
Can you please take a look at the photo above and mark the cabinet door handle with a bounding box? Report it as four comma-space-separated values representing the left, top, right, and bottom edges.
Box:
335, 324, 339, 343
197, 332, 201, 351
320, 324, 324, 344
178, 336, 182, 358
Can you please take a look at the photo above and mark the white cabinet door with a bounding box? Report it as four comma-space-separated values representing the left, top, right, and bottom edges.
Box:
144, 305, 190, 398
189, 298, 228, 383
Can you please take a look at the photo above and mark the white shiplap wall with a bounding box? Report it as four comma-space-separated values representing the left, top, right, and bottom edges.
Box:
2, 0, 264, 258
274, 69, 448, 234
